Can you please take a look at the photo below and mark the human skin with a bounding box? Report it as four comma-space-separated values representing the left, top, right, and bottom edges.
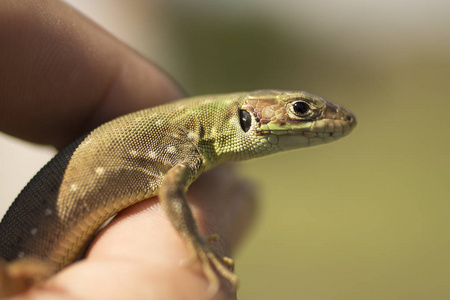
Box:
0, 1, 255, 299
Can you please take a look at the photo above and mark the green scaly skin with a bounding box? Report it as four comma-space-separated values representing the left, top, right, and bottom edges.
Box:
0, 90, 356, 296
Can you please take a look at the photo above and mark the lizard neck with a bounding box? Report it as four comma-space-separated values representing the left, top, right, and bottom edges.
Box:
195, 97, 281, 168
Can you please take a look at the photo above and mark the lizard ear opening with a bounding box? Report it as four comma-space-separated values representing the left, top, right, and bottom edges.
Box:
239, 110, 252, 132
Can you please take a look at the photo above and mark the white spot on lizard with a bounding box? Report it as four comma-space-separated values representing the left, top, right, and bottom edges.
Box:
187, 131, 197, 140
148, 151, 157, 159
70, 184, 78, 191
228, 118, 237, 126
18, 252, 24, 258
95, 167, 105, 175
45, 208, 52, 216
167, 146, 177, 154
130, 150, 138, 156
31, 228, 38, 235
83, 137, 92, 146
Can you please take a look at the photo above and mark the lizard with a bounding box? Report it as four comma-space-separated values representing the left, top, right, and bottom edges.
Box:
0, 89, 356, 297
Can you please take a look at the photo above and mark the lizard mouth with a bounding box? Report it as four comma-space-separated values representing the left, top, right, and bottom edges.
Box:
262, 118, 356, 135
263, 118, 356, 150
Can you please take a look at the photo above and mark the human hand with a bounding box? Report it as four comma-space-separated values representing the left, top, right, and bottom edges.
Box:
0, 1, 256, 299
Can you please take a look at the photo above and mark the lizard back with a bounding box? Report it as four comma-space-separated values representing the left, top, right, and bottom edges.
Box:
0, 100, 206, 268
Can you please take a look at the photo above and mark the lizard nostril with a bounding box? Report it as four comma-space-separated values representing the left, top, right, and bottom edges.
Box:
345, 113, 357, 127
345, 115, 353, 122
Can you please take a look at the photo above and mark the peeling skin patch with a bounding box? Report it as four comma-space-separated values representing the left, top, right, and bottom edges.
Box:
130, 150, 138, 156
45, 208, 52, 216
148, 151, 157, 159
155, 119, 163, 126
70, 184, 78, 191
95, 167, 105, 175
31, 228, 37, 235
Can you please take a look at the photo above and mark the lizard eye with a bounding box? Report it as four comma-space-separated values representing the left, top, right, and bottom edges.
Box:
292, 101, 310, 116
239, 110, 252, 132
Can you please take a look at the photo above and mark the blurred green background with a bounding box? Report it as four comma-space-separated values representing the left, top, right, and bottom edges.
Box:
1, 0, 449, 299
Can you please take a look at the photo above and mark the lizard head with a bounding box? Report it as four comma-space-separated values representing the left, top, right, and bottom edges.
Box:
238, 90, 356, 152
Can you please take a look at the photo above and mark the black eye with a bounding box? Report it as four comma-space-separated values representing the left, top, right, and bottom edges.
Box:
293, 101, 310, 115
239, 110, 252, 132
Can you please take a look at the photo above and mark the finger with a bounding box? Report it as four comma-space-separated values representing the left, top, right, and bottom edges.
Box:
186, 165, 258, 254
0, 0, 183, 149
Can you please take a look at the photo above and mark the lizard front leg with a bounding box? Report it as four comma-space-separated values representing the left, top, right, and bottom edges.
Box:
159, 164, 238, 295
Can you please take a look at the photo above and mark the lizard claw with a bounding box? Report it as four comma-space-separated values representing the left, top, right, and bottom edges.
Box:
221, 256, 235, 271
204, 234, 234, 271
182, 234, 238, 295
205, 233, 220, 242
